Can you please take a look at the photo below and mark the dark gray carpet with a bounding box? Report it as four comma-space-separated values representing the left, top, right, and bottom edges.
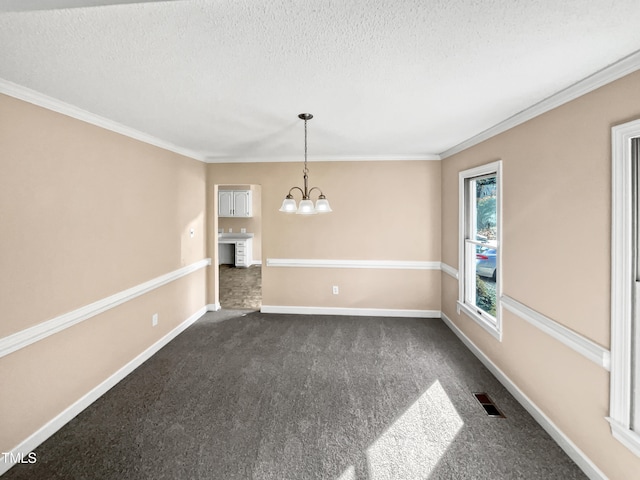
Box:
4, 311, 587, 479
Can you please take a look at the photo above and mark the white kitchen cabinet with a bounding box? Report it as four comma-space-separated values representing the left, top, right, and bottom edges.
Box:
218, 190, 252, 217
218, 191, 234, 217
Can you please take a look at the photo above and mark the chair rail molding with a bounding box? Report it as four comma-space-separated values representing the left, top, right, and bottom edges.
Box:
266, 258, 441, 270
0, 258, 211, 358
440, 262, 459, 279
501, 295, 610, 370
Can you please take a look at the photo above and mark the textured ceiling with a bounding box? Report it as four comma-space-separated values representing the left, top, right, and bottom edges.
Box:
1, 0, 640, 162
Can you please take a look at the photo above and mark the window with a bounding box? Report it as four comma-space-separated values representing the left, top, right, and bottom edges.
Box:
458, 161, 502, 340
610, 119, 640, 456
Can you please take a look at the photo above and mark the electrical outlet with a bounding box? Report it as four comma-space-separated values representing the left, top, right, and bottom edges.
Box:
189, 228, 195, 238
152, 313, 158, 326
332, 285, 339, 295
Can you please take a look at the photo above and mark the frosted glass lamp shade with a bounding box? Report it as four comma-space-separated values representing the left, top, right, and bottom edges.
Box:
296, 199, 317, 215
315, 197, 332, 213
279, 197, 297, 213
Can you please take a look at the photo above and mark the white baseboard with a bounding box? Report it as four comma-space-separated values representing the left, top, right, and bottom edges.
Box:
440, 312, 606, 480
207, 303, 221, 311
260, 305, 440, 318
0, 305, 207, 476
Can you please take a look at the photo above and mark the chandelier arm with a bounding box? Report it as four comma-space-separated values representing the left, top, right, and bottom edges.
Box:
307, 186, 324, 198
288, 186, 305, 197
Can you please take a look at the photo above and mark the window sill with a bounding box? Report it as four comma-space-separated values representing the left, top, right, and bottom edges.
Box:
456, 300, 502, 341
607, 417, 640, 457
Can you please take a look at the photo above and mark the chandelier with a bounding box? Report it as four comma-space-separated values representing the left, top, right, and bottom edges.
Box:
279, 113, 332, 215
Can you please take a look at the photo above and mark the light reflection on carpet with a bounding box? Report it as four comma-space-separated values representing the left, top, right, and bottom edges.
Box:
337, 380, 463, 480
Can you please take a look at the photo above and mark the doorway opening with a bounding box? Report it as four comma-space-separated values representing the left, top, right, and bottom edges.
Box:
215, 184, 262, 310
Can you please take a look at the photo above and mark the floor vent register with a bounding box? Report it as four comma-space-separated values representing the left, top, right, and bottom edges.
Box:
473, 392, 505, 418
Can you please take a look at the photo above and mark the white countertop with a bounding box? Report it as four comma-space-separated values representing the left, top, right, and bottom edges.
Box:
218, 233, 254, 243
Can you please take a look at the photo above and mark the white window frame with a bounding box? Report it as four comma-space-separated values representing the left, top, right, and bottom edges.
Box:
457, 161, 502, 341
609, 119, 640, 457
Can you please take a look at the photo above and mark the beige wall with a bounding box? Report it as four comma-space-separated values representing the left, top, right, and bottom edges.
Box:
207, 160, 441, 310
440, 70, 640, 479
0, 94, 208, 453
6, 66, 636, 476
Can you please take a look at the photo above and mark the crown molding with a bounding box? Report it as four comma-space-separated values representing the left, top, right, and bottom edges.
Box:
7, 45, 639, 165
440, 49, 640, 159
0, 1, 183, 13
0, 78, 208, 162
0, 79, 440, 164
205, 153, 441, 163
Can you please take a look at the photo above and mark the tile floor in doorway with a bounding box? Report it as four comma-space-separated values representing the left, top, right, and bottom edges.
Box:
219, 264, 262, 310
